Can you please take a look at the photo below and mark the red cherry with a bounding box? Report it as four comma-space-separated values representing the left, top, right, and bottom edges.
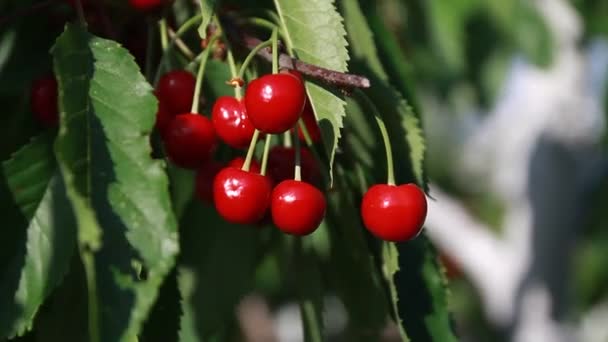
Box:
361, 184, 427, 242
297, 101, 321, 143
156, 70, 196, 115
267, 146, 319, 186
195, 161, 224, 204
213, 167, 272, 224
244, 73, 306, 134
227, 157, 261, 174
271, 180, 326, 235
164, 113, 216, 169
211, 96, 256, 149
30, 76, 58, 127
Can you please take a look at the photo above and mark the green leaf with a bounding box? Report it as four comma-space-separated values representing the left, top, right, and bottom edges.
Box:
341, 0, 427, 189
393, 237, 458, 342
382, 242, 408, 339
359, 0, 422, 113
34, 256, 90, 342
340, 3, 453, 340
325, 168, 392, 340
0, 134, 77, 339
139, 270, 181, 342
197, 0, 217, 39
52, 24, 179, 342
274, 0, 350, 183
178, 202, 259, 341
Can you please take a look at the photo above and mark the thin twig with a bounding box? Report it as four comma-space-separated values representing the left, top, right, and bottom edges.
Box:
240, 35, 370, 89
221, 16, 370, 89
167, 27, 196, 60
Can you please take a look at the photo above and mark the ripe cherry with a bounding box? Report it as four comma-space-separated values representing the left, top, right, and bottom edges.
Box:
195, 161, 224, 204
30, 76, 58, 127
227, 157, 261, 174
164, 113, 216, 169
156, 70, 196, 115
267, 146, 319, 186
271, 180, 326, 235
297, 101, 321, 143
361, 183, 427, 242
211, 96, 256, 149
244, 73, 306, 134
213, 167, 272, 224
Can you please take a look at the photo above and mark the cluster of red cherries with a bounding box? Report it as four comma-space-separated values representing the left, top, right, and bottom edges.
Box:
154, 69, 327, 235
29, 0, 429, 240
29, 68, 429, 241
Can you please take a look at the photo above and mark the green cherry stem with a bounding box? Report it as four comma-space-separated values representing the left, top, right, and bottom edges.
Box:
297, 119, 313, 147
260, 134, 273, 176
190, 34, 220, 114
213, 16, 242, 100
153, 13, 203, 85
227, 51, 242, 100
236, 38, 273, 81
357, 90, 395, 186
74, 0, 87, 27
242, 130, 261, 172
271, 27, 279, 74
159, 18, 169, 51
283, 131, 292, 148
293, 128, 302, 181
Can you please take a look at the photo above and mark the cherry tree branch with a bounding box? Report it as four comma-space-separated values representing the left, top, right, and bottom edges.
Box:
219, 18, 370, 89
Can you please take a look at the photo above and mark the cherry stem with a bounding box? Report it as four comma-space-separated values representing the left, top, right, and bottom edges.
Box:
293, 128, 302, 182
191, 35, 220, 114
74, 0, 87, 27
242, 130, 261, 172
297, 119, 313, 147
357, 90, 395, 186
167, 27, 195, 59
227, 51, 243, 99
271, 28, 279, 74
154, 13, 203, 85
236, 38, 273, 81
159, 18, 169, 52
213, 17, 243, 100
283, 131, 292, 148
260, 134, 272, 176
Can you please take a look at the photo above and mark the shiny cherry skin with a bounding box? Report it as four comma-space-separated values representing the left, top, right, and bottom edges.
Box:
227, 157, 261, 174
271, 180, 326, 235
267, 146, 319, 186
164, 113, 217, 169
213, 167, 272, 224
195, 161, 224, 203
297, 101, 321, 143
361, 183, 427, 242
30, 76, 59, 127
156, 70, 196, 115
244, 73, 306, 134
211, 96, 256, 149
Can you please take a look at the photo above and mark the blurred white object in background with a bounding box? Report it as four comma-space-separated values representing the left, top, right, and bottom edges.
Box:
424, 0, 608, 340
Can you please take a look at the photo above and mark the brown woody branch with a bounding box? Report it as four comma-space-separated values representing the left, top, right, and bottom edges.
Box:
240, 35, 370, 89
219, 17, 370, 89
